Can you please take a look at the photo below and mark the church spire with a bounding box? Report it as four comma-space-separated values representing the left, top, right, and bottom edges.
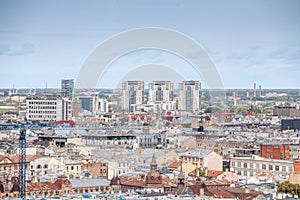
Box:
178, 160, 185, 184
150, 150, 157, 170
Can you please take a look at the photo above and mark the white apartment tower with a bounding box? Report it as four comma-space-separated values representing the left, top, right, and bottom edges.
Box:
26, 94, 72, 121
122, 81, 144, 112
148, 81, 174, 102
178, 81, 201, 112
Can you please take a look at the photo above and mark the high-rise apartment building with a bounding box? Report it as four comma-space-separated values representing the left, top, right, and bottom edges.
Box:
178, 81, 201, 112
61, 79, 74, 100
148, 81, 174, 102
122, 81, 144, 112
26, 94, 72, 121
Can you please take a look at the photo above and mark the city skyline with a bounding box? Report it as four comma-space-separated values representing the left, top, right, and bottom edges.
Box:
1, 0, 300, 89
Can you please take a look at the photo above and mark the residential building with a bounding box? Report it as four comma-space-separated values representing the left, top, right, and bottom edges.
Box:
273, 105, 300, 117
178, 81, 201, 112
122, 81, 144, 112
260, 143, 300, 160
81, 134, 136, 148
137, 133, 167, 149
148, 81, 174, 102
26, 95, 71, 122
61, 79, 74, 101
230, 155, 300, 180
83, 161, 108, 179
179, 149, 223, 171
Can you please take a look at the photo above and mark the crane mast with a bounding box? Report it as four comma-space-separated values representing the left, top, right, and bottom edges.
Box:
18, 128, 26, 200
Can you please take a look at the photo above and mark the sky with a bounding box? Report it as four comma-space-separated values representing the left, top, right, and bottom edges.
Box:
0, 0, 300, 89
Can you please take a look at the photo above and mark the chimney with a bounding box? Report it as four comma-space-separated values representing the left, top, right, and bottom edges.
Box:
246, 89, 249, 98
253, 83, 256, 97
259, 85, 262, 97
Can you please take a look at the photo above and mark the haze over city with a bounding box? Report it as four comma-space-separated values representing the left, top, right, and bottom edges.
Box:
1, 1, 300, 200
1, 0, 300, 89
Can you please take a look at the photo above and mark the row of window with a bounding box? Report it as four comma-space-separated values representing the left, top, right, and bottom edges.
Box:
28, 106, 56, 110
28, 110, 56, 114
28, 101, 57, 105
232, 161, 292, 172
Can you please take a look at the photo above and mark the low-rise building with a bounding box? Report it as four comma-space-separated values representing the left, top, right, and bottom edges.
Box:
179, 149, 223, 171
230, 155, 300, 181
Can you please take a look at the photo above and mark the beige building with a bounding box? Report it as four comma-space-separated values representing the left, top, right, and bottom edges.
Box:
179, 149, 222, 171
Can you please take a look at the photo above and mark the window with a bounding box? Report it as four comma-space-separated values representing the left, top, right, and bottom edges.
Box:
282, 166, 286, 172
37, 164, 41, 169
237, 162, 241, 167
243, 163, 247, 168
262, 164, 266, 170
275, 166, 279, 171
268, 165, 273, 171
232, 162, 235, 167
250, 163, 254, 169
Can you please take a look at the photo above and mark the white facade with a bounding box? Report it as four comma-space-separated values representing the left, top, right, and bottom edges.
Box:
148, 81, 174, 102
97, 98, 109, 113
230, 155, 294, 181
26, 95, 71, 121
29, 157, 65, 181
178, 81, 201, 112
122, 81, 144, 112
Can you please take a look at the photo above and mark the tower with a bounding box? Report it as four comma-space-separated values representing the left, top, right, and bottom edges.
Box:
146, 151, 162, 185
61, 79, 74, 101
177, 161, 185, 195
253, 83, 256, 98
259, 85, 262, 97
122, 81, 144, 112
178, 81, 201, 112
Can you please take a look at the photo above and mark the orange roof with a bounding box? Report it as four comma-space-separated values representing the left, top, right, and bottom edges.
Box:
168, 161, 181, 169
0, 155, 37, 163
207, 170, 224, 177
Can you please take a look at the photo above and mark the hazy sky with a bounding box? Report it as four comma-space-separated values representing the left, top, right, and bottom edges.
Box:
0, 0, 300, 89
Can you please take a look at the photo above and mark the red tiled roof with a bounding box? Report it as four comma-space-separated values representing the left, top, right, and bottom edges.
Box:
27, 181, 59, 191
207, 170, 224, 178
206, 187, 235, 198
168, 161, 181, 169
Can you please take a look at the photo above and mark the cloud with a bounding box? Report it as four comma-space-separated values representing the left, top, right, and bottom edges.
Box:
0, 44, 10, 55
8, 43, 35, 56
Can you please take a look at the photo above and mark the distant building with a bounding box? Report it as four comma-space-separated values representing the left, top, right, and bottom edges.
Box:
273, 105, 300, 117
76, 95, 109, 115
137, 133, 167, 149
61, 79, 74, 101
281, 118, 300, 131
178, 81, 201, 112
26, 95, 71, 122
148, 81, 174, 102
260, 143, 300, 160
122, 81, 144, 112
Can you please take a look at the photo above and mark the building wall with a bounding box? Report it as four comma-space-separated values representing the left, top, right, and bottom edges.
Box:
230, 155, 294, 179
26, 96, 71, 121
203, 152, 223, 171
260, 144, 290, 160
83, 162, 108, 179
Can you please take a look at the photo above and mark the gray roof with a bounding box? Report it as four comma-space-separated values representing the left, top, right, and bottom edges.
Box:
179, 149, 211, 158
70, 178, 110, 188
